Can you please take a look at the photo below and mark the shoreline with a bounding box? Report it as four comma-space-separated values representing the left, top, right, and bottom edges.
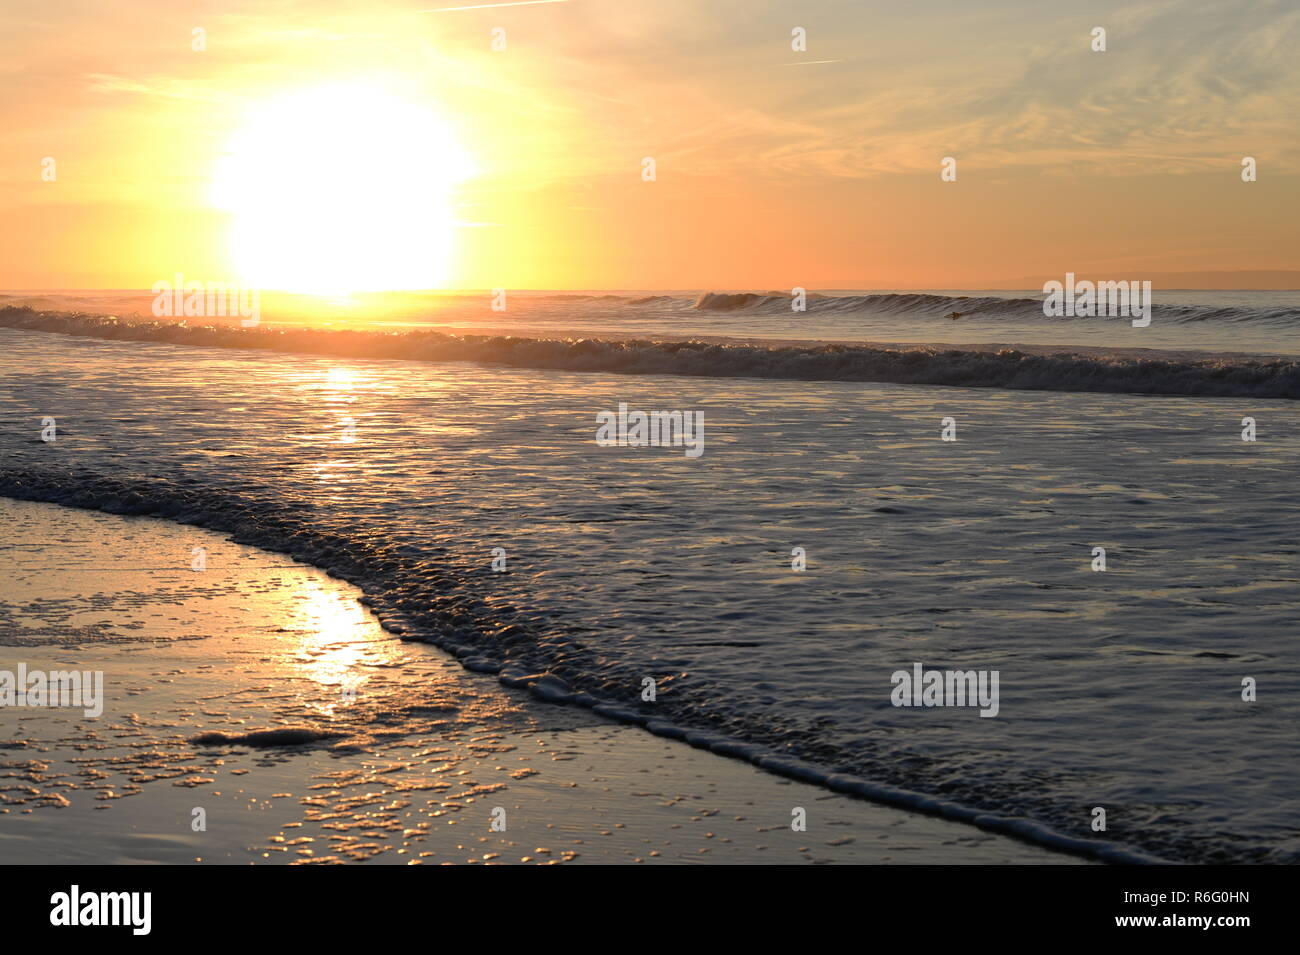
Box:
0, 496, 1090, 865
6, 318, 1289, 864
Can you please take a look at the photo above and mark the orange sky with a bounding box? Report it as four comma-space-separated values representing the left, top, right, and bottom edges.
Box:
2, 0, 1297, 291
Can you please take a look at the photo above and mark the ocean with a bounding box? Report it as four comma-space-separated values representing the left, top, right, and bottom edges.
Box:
1, 289, 1297, 864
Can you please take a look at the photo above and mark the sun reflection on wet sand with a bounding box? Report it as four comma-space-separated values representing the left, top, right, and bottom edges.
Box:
285, 581, 390, 710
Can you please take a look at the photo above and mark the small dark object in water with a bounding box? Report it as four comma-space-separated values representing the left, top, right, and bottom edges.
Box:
948, 311, 963, 320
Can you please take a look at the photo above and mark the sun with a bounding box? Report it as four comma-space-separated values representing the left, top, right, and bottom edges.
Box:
212, 83, 474, 296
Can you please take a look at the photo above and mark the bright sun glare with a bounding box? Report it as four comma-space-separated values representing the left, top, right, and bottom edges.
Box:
212, 83, 473, 296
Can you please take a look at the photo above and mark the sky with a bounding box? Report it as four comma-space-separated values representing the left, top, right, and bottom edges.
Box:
1, 0, 1297, 291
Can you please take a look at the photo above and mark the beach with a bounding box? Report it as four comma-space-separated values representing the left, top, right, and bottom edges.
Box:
0, 497, 1081, 864
2, 297, 1298, 864
3, 0, 1298, 917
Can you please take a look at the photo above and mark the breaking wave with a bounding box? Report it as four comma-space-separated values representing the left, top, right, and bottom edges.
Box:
693, 290, 1300, 326
4, 306, 1299, 399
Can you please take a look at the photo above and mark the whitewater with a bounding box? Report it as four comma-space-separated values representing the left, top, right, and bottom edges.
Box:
1, 290, 1297, 864
5, 287, 1300, 356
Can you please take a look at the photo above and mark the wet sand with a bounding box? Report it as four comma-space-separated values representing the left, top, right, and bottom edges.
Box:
0, 498, 1083, 864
